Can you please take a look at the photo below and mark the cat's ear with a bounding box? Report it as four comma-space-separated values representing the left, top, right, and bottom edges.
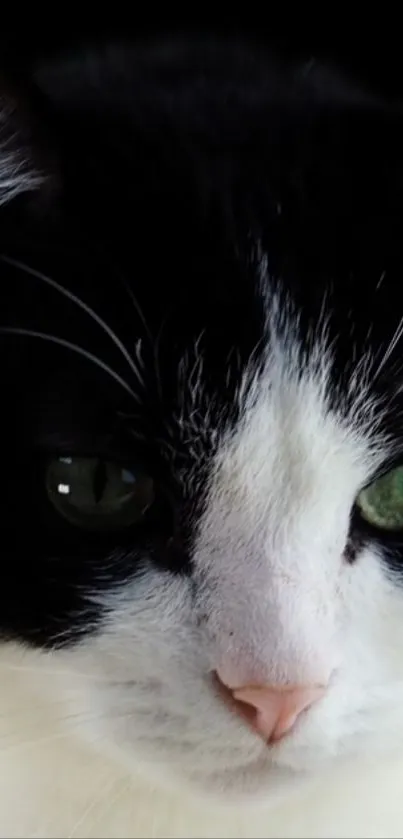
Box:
0, 75, 58, 211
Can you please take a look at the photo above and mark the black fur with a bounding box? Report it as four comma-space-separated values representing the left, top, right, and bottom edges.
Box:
2, 35, 403, 647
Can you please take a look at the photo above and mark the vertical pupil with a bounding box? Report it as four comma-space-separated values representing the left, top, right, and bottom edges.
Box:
92, 458, 107, 504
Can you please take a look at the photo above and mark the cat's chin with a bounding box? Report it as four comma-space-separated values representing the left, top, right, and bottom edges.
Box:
154, 764, 317, 811
182, 764, 312, 807
99, 735, 317, 807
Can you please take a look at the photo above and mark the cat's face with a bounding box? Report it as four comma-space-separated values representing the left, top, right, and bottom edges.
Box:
2, 38, 403, 802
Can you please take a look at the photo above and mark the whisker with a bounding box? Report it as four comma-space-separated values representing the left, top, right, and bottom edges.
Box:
0, 254, 144, 387
153, 308, 173, 402
0, 708, 137, 754
0, 694, 169, 727
0, 728, 77, 755
119, 274, 153, 346
68, 776, 127, 839
374, 314, 403, 379
0, 705, 107, 728
0, 712, 109, 754
0, 327, 139, 402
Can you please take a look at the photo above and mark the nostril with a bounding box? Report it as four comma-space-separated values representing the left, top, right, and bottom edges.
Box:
213, 670, 327, 744
212, 671, 259, 729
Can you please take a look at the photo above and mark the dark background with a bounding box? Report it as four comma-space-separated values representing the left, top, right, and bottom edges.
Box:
0, 17, 401, 101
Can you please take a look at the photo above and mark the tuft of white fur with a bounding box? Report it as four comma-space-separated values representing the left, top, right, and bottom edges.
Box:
3, 268, 403, 835
0, 104, 44, 206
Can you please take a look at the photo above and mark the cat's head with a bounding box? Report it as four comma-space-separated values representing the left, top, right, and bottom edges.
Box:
2, 38, 403, 802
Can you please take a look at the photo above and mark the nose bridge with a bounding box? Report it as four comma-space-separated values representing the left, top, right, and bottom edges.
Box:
195, 461, 338, 686
216, 599, 332, 687
193, 352, 356, 685
200, 544, 336, 687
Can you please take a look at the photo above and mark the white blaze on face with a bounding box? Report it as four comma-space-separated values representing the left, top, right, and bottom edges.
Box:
193, 315, 383, 689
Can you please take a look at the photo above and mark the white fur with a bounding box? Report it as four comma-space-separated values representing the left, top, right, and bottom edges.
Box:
0, 105, 44, 205
2, 280, 403, 836
4, 644, 403, 839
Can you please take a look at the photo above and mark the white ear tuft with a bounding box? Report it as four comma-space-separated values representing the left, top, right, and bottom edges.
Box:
0, 92, 51, 208
0, 153, 44, 207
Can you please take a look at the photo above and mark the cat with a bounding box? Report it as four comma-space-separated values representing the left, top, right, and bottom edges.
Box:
2, 33, 403, 837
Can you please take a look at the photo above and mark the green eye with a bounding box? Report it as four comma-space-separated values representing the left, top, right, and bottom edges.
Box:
356, 466, 403, 531
46, 456, 155, 531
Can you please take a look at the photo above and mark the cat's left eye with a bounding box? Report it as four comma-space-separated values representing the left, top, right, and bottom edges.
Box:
356, 465, 403, 531
46, 456, 155, 531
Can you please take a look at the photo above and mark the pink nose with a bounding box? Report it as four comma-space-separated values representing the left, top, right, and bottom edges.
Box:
215, 674, 326, 743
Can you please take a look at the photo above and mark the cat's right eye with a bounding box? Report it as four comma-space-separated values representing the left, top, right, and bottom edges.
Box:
46, 456, 155, 531
356, 465, 403, 531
